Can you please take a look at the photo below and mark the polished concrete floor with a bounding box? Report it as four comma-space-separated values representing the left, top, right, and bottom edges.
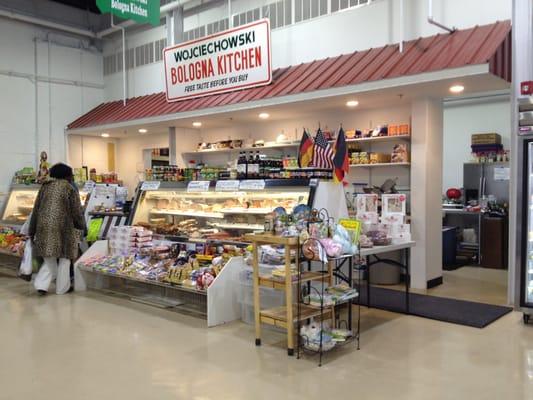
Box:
2, 271, 533, 400
382, 266, 508, 305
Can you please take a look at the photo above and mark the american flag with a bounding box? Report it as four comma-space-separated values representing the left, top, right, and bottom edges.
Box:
312, 128, 334, 168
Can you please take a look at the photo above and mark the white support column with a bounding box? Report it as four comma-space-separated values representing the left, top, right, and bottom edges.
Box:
166, 6, 184, 46
410, 98, 444, 289
169, 127, 176, 165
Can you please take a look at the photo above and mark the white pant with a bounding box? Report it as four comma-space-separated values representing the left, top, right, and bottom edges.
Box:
34, 257, 71, 294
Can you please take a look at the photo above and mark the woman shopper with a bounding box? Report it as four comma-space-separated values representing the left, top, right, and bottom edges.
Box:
29, 163, 85, 295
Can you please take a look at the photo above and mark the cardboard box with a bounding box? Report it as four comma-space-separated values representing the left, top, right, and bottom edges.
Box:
399, 124, 410, 135
380, 214, 405, 224
471, 133, 501, 145
392, 232, 412, 244
369, 153, 391, 164
357, 212, 379, 224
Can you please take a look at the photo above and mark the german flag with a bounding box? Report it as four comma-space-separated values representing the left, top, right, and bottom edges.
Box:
333, 127, 349, 184
298, 129, 314, 168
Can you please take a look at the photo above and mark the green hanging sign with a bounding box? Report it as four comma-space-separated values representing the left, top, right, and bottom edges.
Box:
96, 0, 160, 26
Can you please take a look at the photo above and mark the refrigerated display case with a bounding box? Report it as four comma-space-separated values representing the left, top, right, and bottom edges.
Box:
521, 140, 533, 321
1, 184, 89, 227
128, 179, 316, 243
1, 184, 39, 226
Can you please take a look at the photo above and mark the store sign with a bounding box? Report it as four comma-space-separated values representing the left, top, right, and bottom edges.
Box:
215, 180, 240, 192
494, 167, 510, 181
82, 181, 95, 193
187, 181, 211, 192
96, 0, 160, 26
141, 181, 161, 191
163, 19, 271, 102
239, 180, 265, 190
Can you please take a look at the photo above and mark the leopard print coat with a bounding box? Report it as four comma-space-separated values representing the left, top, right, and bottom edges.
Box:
29, 179, 85, 260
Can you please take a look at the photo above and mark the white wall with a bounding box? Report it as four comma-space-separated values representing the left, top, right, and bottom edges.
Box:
116, 132, 171, 195
68, 135, 118, 174
102, 0, 512, 100
194, 106, 412, 190
442, 99, 511, 190
0, 18, 104, 208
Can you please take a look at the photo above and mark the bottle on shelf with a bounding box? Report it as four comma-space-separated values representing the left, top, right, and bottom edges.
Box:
237, 152, 247, 179
255, 151, 261, 178
247, 151, 257, 179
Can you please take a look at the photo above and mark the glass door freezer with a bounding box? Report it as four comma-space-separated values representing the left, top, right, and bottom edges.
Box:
521, 140, 533, 319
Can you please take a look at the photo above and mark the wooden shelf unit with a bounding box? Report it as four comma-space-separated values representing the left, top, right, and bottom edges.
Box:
245, 233, 334, 356
258, 271, 330, 290
260, 304, 333, 328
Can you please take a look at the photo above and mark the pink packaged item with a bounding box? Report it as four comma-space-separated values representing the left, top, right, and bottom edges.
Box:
357, 212, 379, 224
319, 238, 343, 258
135, 242, 152, 248
378, 224, 393, 235
136, 230, 153, 238
380, 214, 405, 225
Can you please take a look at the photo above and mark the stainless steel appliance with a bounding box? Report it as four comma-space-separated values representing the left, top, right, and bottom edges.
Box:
519, 139, 533, 322
463, 162, 510, 205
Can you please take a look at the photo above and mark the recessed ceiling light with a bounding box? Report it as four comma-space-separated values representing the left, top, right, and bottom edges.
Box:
192, 121, 202, 127
259, 112, 270, 119
138, 128, 148, 133
346, 100, 359, 107
449, 85, 464, 94
101, 133, 109, 138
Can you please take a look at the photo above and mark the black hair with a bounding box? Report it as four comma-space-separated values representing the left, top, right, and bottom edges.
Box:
49, 163, 73, 180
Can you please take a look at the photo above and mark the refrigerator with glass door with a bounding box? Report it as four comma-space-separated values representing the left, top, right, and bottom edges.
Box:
520, 140, 533, 322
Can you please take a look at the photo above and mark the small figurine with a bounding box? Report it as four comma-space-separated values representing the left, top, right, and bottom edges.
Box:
36, 151, 50, 183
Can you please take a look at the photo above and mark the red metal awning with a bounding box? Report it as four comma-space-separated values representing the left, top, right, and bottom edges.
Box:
68, 20, 511, 130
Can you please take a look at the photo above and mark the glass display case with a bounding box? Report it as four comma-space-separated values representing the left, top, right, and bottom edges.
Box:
523, 141, 533, 307
1, 184, 39, 225
129, 180, 316, 243
1, 184, 89, 227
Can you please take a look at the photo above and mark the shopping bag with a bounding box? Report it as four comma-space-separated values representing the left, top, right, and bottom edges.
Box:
19, 240, 33, 276
19, 211, 32, 235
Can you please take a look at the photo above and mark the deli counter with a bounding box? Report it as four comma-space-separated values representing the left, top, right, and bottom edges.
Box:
128, 179, 317, 243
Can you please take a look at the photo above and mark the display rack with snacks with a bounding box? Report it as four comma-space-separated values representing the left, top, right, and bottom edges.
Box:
75, 238, 250, 327
246, 210, 361, 364
0, 226, 26, 257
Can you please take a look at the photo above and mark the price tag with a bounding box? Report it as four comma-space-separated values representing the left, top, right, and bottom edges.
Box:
239, 180, 266, 190
141, 181, 161, 191
82, 180, 95, 192
215, 180, 240, 192
187, 181, 210, 192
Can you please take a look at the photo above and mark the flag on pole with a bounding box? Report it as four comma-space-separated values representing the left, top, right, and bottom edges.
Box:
311, 128, 334, 169
333, 126, 349, 184
298, 129, 314, 168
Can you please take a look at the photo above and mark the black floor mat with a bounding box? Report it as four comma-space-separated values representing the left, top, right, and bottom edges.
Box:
359, 286, 512, 328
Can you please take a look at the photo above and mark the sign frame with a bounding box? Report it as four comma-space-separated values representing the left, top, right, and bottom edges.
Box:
96, 0, 160, 26
163, 18, 272, 102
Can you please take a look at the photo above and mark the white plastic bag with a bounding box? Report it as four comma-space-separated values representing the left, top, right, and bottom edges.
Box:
19, 240, 33, 276
19, 211, 32, 235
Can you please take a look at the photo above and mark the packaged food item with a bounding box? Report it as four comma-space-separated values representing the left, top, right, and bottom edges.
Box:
391, 144, 409, 163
